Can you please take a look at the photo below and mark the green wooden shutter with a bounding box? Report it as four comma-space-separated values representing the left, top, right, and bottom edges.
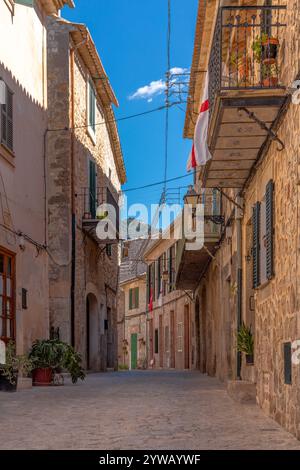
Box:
89, 81, 96, 133
135, 287, 139, 308
129, 288, 133, 310
15, 0, 35, 6
252, 202, 261, 289
266, 180, 274, 280
146, 265, 150, 307
89, 160, 96, 218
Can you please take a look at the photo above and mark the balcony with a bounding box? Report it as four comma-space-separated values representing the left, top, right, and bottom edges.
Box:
175, 189, 222, 291
81, 187, 120, 244
205, 5, 287, 188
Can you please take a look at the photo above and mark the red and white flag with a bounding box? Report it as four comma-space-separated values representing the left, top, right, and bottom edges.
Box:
148, 288, 153, 313
187, 73, 211, 171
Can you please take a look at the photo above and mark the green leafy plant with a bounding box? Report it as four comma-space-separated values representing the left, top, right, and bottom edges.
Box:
0, 341, 33, 385
29, 339, 85, 384
252, 33, 269, 62
237, 323, 254, 356
118, 364, 129, 371
261, 63, 280, 80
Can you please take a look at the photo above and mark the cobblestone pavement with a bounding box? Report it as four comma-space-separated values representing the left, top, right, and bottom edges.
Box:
0, 370, 300, 450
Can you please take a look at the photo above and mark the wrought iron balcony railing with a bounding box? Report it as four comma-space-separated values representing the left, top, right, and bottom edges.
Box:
208, 5, 286, 113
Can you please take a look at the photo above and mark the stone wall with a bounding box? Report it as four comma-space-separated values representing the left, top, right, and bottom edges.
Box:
47, 17, 121, 371
192, 0, 300, 439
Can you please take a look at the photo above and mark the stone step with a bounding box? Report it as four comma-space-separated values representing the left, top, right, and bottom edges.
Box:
227, 380, 256, 404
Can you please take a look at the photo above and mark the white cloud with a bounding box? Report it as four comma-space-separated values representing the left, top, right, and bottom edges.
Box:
129, 79, 165, 101
129, 67, 190, 102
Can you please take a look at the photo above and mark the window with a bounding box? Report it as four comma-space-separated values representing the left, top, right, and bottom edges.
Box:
122, 242, 129, 259
177, 323, 183, 352
156, 256, 162, 299
154, 329, 159, 354
0, 250, 15, 342
106, 244, 112, 257
168, 246, 176, 293
0, 82, 13, 152
284, 342, 292, 385
129, 287, 139, 310
88, 79, 96, 138
252, 180, 274, 288
164, 326, 169, 353
147, 263, 155, 306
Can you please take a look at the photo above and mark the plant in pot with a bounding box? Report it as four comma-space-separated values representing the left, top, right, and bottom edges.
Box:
252, 33, 279, 65
29, 339, 85, 386
237, 323, 254, 365
261, 63, 280, 88
0, 341, 33, 392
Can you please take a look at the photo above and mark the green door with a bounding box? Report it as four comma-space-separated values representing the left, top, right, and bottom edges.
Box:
131, 333, 138, 370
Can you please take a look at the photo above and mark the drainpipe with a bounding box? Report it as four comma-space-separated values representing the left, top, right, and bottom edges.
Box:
236, 195, 243, 379
70, 34, 88, 347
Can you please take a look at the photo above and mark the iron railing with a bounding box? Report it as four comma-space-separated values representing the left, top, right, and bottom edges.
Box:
82, 187, 119, 221
208, 5, 286, 113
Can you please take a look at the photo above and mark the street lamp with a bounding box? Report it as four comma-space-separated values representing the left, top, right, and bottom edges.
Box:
183, 185, 200, 207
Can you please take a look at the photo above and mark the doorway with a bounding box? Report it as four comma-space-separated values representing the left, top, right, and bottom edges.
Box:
184, 304, 190, 369
195, 297, 200, 370
200, 287, 207, 373
170, 310, 175, 368
86, 293, 99, 371
131, 333, 137, 369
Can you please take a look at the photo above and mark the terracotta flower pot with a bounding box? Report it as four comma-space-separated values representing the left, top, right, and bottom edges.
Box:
32, 368, 53, 386
262, 37, 279, 65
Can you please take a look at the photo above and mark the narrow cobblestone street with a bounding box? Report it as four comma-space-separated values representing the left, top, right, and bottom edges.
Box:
0, 371, 299, 450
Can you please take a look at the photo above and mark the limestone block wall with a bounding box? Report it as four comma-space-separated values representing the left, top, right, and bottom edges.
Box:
46, 17, 121, 370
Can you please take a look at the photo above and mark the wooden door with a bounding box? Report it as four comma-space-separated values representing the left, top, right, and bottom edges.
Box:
159, 315, 163, 368
184, 305, 190, 369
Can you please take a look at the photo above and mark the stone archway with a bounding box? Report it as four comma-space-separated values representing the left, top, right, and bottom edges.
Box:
86, 293, 99, 371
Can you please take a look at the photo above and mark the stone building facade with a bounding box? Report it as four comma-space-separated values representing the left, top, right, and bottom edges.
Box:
0, 0, 74, 355
180, 0, 300, 439
46, 15, 126, 371
118, 238, 151, 369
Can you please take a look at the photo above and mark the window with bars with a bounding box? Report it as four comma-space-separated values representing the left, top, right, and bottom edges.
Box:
0, 250, 15, 342
0, 82, 13, 152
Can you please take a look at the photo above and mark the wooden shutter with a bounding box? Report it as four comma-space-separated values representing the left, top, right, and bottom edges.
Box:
284, 342, 292, 385
266, 180, 274, 280
89, 160, 96, 218
252, 202, 261, 289
146, 265, 150, 306
129, 288, 133, 310
135, 287, 139, 308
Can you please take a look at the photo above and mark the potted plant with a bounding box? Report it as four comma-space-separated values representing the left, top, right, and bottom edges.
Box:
261, 63, 279, 87
0, 341, 33, 392
237, 323, 254, 365
29, 339, 85, 386
252, 33, 279, 65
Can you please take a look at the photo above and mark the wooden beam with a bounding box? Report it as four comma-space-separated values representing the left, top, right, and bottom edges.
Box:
215, 136, 266, 149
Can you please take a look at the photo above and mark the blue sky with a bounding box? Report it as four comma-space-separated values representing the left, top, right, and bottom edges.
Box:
63, 0, 198, 219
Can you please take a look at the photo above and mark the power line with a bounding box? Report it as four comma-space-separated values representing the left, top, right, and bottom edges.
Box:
47, 101, 187, 133
122, 169, 196, 193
